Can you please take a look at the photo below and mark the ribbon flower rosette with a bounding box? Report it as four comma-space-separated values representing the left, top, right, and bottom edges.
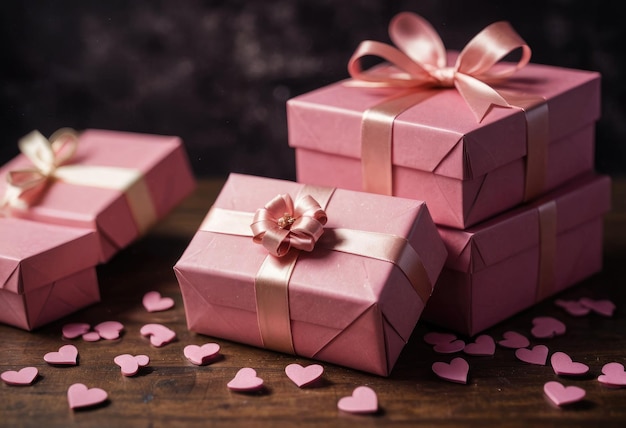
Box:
251, 193, 328, 257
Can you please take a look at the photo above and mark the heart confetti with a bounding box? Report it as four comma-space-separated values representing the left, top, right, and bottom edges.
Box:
285, 363, 324, 388
423, 332, 457, 346
463, 335, 496, 356
44, 344, 78, 365
227, 368, 264, 391
82, 331, 101, 342
515, 345, 549, 366
67, 383, 108, 409
94, 321, 124, 340
114, 354, 150, 377
62, 323, 91, 339
142, 291, 175, 313
531, 316, 566, 339
432, 357, 469, 384
1, 367, 38, 386
554, 299, 591, 317
433, 339, 465, 354
544, 381, 585, 406
140, 323, 177, 347
497, 331, 530, 349
183, 343, 221, 366
578, 297, 616, 317
550, 352, 589, 376
597, 362, 626, 387
337, 386, 378, 414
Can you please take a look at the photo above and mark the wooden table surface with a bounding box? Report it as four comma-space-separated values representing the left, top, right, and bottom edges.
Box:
1, 178, 625, 428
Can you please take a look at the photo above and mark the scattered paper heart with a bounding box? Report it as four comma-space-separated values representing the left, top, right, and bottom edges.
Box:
183, 343, 221, 366
140, 323, 177, 347
578, 297, 616, 317
531, 316, 566, 339
94, 321, 124, 340
142, 291, 175, 312
67, 383, 108, 409
463, 335, 496, 356
227, 368, 264, 391
423, 332, 457, 346
285, 363, 324, 388
433, 339, 466, 354
515, 345, 549, 366
550, 352, 589, 376
44, 344, 78, 365
62, 323, 91, 339
554, 299, 591, 317
432, 357, 469, 384
497, 331, 530, 349
82, 331, 101, 342
1, 367, 38, 386
544, 381, 585, 406
597, 362, 626, 387
337, 386, 378, 414
114, 354, 150, 376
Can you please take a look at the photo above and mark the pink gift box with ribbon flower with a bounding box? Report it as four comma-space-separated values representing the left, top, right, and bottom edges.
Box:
0, 128, 196, 262
287, 12, 600, 228
0, 217, 101, 330
174, 173, 447, 376
422, 173, 611, 336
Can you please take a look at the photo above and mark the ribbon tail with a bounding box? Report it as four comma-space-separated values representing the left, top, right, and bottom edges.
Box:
454, 73, 512, 122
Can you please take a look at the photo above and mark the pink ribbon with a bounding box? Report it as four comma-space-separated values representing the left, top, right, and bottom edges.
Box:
251, 194, 328, 257
348, 12, 531, 122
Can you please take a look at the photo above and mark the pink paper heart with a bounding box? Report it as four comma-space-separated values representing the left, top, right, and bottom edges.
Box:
497, 331, 530, 349
463, 335, 496, 356
337, 386, 378, 414
433, 339, 465, 354
423, 332, 457, 345
432, 357, 469, 384
550, 352, 589, 376
227, 368, 264, 391
44, 344, 78, 365
515, 345, 549, 365
544, 381, 585, 406
285, 363, 324, 388
184, 343, 221, 366
1, 367, 38, 385
93, 321, 124, 340
114, 354, 150, 376
140, 323, 177, 347
578, 297, 616, 317
67, 383, 108, 409
82, 331, 101, 342
531, 316, 566, 339
142, 291, 175, 313
62, 323, 91, 339
597, 362, 626, 387
554, 299, 591, 317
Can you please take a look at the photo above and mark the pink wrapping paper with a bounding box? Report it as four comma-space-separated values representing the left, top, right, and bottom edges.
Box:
0, 218, 101, 330
174, 173, 447, 376
0, 129, 196, 262
288, 60, 600, 228
422, 173, 611, 336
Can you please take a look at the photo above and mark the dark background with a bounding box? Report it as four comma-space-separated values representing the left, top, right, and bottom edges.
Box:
1, 0, 624, 180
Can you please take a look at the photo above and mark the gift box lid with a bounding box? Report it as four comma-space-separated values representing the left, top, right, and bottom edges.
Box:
287, 59, 600, 181
0, 218, 99, 294
175, 173, 447, 344
439, 173, 611, 273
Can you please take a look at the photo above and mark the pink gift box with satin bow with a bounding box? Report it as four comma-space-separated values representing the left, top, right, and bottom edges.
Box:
287, 12, 600, 228
0, 218, 100, 330
0, 129, 196, 262
422, 173, 611, 336
174, 173, 447, 376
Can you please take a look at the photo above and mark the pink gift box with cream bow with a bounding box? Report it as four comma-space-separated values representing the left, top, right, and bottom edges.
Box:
174, 173, 447, 376
422, 173, 611, 336
0, 129, 196, 262
0, 218, 100, 330
287, 12, 600, 228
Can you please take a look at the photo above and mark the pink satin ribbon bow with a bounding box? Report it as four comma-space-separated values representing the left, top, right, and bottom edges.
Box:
251, 194, 328, 257
348, 12, 531, 121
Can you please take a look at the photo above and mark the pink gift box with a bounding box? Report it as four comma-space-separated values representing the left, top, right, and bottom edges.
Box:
0, 129, 196, 262
288, 61, 600, 228
421, 173, 611, 336
0, 218, 101, 330
174, 173, 447, 376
